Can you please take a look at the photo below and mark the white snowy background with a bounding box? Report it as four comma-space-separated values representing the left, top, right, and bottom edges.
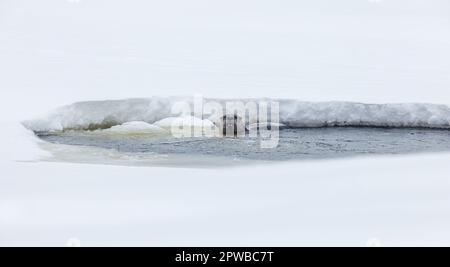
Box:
1, 0, 450, 246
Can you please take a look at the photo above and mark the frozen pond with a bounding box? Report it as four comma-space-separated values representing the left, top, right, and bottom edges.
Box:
37, 127, 450, 162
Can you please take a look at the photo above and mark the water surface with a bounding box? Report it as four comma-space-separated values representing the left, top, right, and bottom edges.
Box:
38, 127, 450, 162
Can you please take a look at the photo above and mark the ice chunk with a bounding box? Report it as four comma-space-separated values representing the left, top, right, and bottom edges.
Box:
154, 116, 218, 137
104, 121, 167, 135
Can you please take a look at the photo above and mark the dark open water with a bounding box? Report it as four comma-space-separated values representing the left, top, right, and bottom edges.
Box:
37, 127, 450, 161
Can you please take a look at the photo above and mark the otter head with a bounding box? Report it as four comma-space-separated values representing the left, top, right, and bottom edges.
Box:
216, 114, 246, 137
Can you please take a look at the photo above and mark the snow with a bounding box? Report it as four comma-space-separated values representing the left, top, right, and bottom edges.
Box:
1, 0, 450, 120
2, 0, 450, 246
2, 123, 450, 246
279, 101, 450, 128
22, 99, 450, 132
0, 123, 51, 162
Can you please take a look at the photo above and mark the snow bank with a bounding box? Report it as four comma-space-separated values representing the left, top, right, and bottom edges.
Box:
0, 122, 50, 162
22, 98, 450, 132
280, 101, 450, 128
22, 98, 179, 132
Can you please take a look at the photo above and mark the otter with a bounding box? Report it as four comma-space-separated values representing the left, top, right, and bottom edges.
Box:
215, 114, 248, 137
